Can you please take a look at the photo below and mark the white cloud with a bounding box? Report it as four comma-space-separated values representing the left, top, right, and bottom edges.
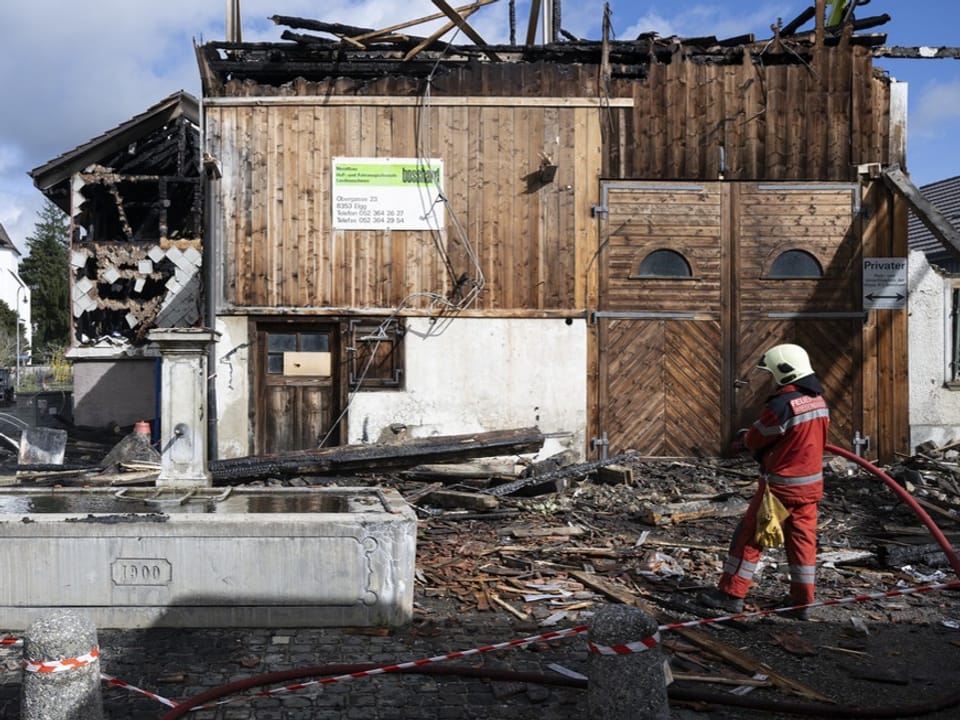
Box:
0, 191, 41, 255
910, 77, 960, 140
592, 3, 795, 42
0, 144, 22, 177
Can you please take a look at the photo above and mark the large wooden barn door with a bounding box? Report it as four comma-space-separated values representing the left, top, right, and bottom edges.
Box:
254, 321, 341, 454
596, 183, 726, 457
731, 183, 863, 449
596, 181, 862, 457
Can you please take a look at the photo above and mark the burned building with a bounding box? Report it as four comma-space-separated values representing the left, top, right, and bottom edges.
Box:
30, 91, 204, 428
195, 2, 915, 462
28, 1, 959, 461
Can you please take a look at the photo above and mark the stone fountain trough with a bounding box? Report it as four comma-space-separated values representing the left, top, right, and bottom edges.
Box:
0, 329, 417, 630
0, 485, 417, 629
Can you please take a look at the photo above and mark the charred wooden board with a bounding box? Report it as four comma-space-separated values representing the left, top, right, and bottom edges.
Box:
637, 497, 748, 525
210, 426, 545, 483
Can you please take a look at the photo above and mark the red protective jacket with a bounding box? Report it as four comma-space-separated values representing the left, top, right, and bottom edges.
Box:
743, 376, 830, 504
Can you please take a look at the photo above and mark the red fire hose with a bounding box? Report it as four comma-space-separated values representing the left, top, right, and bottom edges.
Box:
826, 443, 960, 577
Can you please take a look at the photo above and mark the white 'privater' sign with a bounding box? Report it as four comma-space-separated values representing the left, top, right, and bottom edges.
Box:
862, 257, 908, 310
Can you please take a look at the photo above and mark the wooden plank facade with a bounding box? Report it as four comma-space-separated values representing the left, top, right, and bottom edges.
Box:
198, 29, 908, 461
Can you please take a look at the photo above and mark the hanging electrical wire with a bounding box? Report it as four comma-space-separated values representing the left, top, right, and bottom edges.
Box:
320, 29, 486, 445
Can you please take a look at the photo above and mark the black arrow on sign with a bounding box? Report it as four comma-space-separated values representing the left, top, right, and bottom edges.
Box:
865, 293, 905, 301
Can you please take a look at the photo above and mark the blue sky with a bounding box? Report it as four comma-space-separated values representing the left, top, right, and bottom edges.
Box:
1, 0, 957, 254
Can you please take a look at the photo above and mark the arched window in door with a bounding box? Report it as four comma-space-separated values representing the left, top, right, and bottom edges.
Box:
636, 249, 692, 278
768, 249, 822, 278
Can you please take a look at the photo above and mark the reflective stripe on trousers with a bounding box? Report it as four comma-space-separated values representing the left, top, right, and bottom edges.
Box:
723, 556, 758, 582
790, 563, 816, 585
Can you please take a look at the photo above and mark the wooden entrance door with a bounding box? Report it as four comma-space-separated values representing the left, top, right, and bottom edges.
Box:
255, 322, 340, 454
596, 181, 862, 457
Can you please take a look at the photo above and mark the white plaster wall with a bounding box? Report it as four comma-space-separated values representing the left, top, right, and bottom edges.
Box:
907, 249, 960, 449
0, 252, 32, 358
214, 316, 251, 459
347, 317, 588, 460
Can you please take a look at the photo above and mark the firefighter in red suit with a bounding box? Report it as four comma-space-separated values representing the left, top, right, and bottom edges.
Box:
698, 343, 830, 620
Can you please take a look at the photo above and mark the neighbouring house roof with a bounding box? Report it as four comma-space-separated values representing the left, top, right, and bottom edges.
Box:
908, 175, 960, 272
0, 222, 16, 254
29, 91, 199, 214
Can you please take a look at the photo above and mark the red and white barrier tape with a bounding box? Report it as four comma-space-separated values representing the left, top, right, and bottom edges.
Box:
102, 674, 179, 708
81, 625, 594, 711
588, 631, 660, 655
22, 646, 99, 674
1, 637, 22, 647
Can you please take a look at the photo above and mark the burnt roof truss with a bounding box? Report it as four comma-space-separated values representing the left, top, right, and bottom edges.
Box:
74, 115, 202, 244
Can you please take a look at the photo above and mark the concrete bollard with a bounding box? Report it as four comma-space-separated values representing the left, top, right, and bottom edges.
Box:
587, 605, 670, 719
21, 610, 103, 720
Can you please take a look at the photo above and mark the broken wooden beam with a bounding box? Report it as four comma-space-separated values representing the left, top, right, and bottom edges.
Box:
402, 481, 444, 504
484, 452, 640, 497
347, 0, 498, 45
402, 2, 485, 61
488, 592, 531, 621
882, 164, 960, 262
780, 6, 816, 37
596, 463, 634, 485
638, 496, 748, 525
503, 525, 585, 539
506, 449, 580, 496
400, 461, 517, 483
430, 0, 501, 61
210, 426, 545, 483
877, 542, 950, 568
13, 466, 100, 483
270, 15, 375, 37
568, 570, 639, 606
421, 489, 499, 511
675, 628, 833, 702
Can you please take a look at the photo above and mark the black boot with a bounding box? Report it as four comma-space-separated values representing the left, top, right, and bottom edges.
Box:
697, 588, 744, 613
774, 596, 811, 621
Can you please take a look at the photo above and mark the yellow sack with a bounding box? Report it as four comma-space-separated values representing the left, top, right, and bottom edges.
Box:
754, 485, 791, 548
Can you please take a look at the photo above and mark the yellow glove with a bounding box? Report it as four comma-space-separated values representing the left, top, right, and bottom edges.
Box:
754, 485, 791, 548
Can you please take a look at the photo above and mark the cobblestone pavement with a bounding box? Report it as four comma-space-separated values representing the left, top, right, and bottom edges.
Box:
7, 595, 960, 720
1, 604, 592, 719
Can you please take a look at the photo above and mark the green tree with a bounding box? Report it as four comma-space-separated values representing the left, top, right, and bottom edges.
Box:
0, 299, 18, 367
19, 200, 70, 359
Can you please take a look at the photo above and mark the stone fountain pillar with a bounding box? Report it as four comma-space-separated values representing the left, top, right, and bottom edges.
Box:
148, 328, 219, 488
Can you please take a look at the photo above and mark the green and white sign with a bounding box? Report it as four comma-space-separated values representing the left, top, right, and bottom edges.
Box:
332, 157, 444, 230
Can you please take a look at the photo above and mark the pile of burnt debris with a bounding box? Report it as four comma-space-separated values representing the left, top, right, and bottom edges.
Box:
4, 424, 960, 708
374, 435, 960, 618
4, 424, 958, 593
